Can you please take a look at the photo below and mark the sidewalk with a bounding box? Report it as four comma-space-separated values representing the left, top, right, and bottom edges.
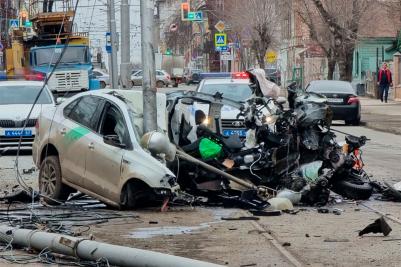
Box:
360, 97, 401, 135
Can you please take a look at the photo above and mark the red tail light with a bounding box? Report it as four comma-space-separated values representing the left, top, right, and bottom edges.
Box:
232, 72, 249, 79
347, 96, 359, 105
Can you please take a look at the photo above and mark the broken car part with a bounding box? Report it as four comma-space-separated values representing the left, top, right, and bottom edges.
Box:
0, 225, 223, 267
176, 150, 276, 199
359, 217, 392, 236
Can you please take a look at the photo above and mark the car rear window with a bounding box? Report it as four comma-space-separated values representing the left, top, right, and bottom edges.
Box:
0, 85, 53, 105
307, 82, 355, 94
200, 83, 252, 101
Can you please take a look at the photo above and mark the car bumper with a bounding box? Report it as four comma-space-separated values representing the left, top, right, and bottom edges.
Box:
330, 104, 360, 120
0, 127, 35, 150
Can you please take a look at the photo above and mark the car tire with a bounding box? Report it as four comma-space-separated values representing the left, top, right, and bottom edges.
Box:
156, 81, 164, 88
345, 117, 360, 126
100, 81, 106, 88
120, 181, 150, 209
331, 171, 373, 200
39, 156, 73, 205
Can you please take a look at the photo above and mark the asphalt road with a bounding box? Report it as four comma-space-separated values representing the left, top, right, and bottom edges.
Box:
1, 83, 401, 266
1, 123, 400, 266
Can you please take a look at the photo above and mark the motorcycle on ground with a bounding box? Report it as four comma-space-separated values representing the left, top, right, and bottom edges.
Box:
286, 82, 373, 202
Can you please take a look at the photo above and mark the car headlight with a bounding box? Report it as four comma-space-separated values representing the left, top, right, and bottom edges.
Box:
263, 115, 277, 125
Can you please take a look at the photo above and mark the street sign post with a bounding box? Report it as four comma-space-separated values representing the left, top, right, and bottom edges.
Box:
188, 11, 203, 21
265, 51, 277, 63
9, 19, 19, 29
214, 20, 225, 32
220, 51, 233, 61
215, 45, 228, 52
215, 33, 227, 47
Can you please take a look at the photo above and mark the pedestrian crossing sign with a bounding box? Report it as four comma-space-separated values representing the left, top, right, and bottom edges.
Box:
215, 33, 227, 47
9, 19, 19, 29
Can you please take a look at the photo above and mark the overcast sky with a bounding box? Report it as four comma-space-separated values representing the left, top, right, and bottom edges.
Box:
75, 0, 142, 69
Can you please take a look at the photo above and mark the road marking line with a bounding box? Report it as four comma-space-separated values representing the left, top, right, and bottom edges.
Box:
242, 211, 304, 267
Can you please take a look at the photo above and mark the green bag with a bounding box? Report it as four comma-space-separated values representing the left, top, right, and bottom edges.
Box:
199, 138, 223, 160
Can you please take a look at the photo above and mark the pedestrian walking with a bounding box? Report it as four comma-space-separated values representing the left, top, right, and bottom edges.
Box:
377, 62, 392, 103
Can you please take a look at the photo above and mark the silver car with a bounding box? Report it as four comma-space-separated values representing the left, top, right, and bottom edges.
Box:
92, 69, 110, 88
131, 69, 172, 88
32, 90, 179, 208
0, 80, 55, 151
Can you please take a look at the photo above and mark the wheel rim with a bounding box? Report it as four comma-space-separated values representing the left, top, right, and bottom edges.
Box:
40, 162, 57, 196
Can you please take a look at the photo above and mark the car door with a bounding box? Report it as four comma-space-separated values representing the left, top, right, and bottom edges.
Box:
59, 96, 105, 186
84, 101, 132, 202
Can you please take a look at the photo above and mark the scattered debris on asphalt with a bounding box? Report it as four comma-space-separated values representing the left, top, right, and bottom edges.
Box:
282, 242, 291, 247
221, 216, 260, 221
359, 217, 392, 236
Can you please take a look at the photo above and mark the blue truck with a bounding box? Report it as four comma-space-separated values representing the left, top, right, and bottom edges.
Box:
29, 44, 100, 93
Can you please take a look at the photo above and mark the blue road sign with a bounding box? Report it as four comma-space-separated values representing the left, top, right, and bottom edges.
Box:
9, 19, 19, 28
215, 46, 228, 52
105, 32, 111, 53
215, 33, 227, 47
193, 11, 203, 21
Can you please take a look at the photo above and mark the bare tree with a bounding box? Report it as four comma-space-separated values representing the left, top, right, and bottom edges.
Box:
310, 0, 373, 81
226, 0, 280, 69
297, 0, 337, 79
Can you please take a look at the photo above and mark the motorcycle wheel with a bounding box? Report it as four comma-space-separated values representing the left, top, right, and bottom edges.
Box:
331, 171, 373, 200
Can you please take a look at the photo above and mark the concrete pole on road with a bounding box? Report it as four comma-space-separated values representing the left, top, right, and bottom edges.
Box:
141, 0, 157, 132
107, 0, 119, 88
120, 0, 132, 89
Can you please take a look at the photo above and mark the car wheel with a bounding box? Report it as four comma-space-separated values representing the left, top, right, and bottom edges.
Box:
345, 117, 360, 126
100, 81, 106, 88
156, 81, 164, 88
39, 156, 73, 205
120, 181, 151, 209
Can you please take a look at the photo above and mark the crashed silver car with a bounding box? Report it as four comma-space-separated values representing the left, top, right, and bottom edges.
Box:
32, 90, 179, 208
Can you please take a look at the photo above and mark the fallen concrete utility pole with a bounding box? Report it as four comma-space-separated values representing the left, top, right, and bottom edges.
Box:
176, 150, 276, 198
0, 226, 223, 267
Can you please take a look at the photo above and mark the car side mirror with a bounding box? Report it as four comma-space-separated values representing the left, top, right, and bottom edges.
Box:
103, 135, 126, 148
56, 97, 65, 105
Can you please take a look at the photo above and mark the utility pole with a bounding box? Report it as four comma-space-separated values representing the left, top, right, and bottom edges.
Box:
120, 0, 131, 89
140, 0, 157, 132
107, 0, 118, 88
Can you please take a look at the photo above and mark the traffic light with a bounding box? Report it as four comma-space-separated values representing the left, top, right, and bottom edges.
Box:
165, 48, 172, 55
181, 2, 190, 21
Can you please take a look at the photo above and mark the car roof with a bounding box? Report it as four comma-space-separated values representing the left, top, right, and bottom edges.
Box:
202, 78, 250, 85
309, 80, 351, 86
0, 80, 46, 86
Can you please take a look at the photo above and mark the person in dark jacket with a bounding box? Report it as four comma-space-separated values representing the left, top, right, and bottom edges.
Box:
377, 62, 393, 103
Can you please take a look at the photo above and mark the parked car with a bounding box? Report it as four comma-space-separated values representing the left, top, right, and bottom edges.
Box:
183, 68, 203, 85
305, 80, 361, 125
0, 80, 55, 151
265, 67, 281, 85
32, 90, 179, 208
131, 69, 172, 88
196, 74, 253, 137
92, 69, 109, 88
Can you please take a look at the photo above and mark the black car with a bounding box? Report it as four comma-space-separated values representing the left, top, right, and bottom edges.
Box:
305, 80, 361, 125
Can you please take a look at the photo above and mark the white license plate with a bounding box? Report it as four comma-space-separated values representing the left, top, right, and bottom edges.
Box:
327, 98, 343, 103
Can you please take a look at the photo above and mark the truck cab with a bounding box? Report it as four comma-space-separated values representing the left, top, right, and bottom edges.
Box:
30, 45, 99, 93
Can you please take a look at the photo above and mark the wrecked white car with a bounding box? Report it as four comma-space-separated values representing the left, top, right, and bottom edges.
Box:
32, 90, 179, 208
